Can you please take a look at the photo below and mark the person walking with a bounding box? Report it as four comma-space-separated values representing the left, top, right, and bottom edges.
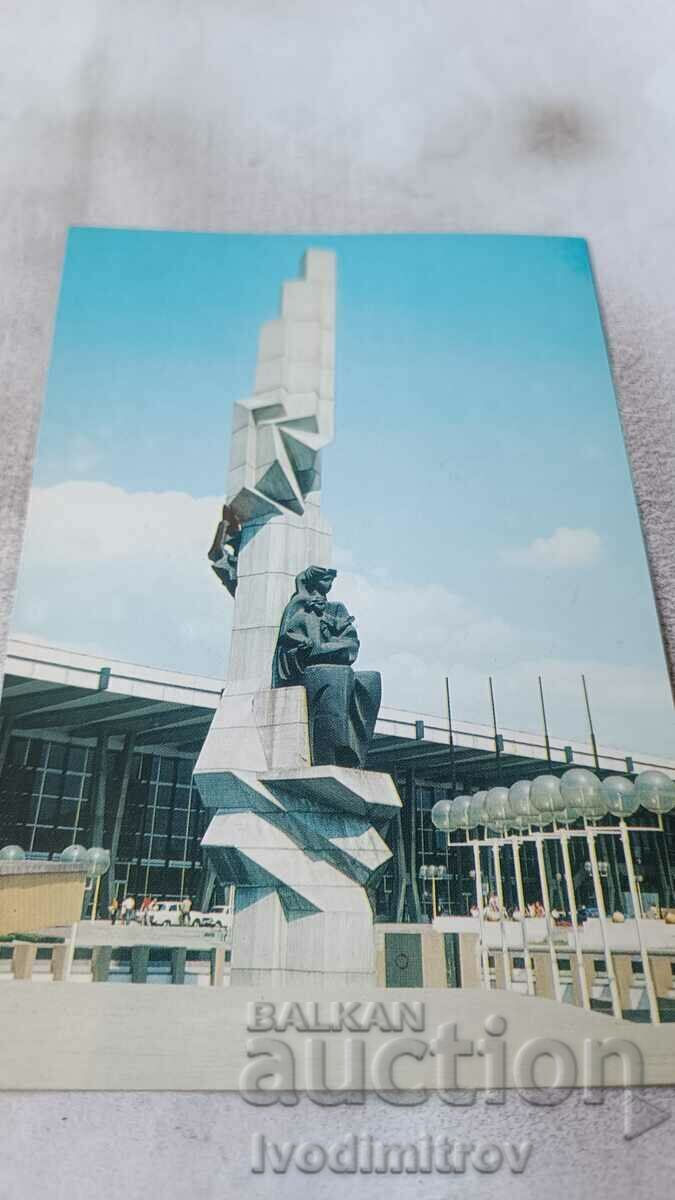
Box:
180, 895, 192, 927
122, 895, 136, 926
108, 896, 119, 925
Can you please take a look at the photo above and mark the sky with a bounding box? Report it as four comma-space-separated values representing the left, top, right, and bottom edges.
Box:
11, 229, 675, 756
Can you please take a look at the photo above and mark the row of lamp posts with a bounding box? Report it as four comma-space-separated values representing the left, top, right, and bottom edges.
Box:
430, 768, 675, 1023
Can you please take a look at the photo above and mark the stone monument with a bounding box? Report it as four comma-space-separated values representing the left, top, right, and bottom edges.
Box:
194, 250, 400, 987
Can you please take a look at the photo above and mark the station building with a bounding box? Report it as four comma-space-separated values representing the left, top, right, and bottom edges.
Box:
1, 636, 673, 922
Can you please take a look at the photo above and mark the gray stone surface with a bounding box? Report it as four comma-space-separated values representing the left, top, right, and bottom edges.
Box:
1, 0, 675, 1195
200, 766, 399, 983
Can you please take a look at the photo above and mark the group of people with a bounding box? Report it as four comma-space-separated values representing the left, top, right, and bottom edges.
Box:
107, 895, 193, 925
108, 895, 138, 925
469, 895, 558, 921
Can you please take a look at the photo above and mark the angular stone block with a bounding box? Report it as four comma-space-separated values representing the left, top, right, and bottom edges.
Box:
252, 685, 307, 728
303, 248, 336, 284
281, 279, 323, 322
195, 687, 311, 781
257, 318, 285, 361
261, 765, 401, 820
286, 319, 322, 362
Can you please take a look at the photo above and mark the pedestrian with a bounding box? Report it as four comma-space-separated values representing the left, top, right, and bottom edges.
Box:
122, 895, 136, 926
180, 895, 192, 927
140, 896, 152, 926
108, 896, 119, 925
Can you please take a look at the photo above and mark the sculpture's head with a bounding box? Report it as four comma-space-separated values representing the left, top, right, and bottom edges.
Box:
297, 565, 337, 597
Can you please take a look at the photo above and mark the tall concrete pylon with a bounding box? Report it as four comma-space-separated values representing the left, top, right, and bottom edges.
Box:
194, 250, 400, 987
217, 248, 336, 695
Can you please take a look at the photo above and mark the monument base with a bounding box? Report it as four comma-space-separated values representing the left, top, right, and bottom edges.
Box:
196, 756, 401, 988
227, 887, 377, 989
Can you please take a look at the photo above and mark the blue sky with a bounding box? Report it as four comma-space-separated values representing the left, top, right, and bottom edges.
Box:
12, 230, 674, 756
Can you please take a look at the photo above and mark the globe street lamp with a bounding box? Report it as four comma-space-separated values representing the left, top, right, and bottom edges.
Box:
419, 863, 448, 920
450, 794, 473, 834
560, 768, 620, 1017
484, 787, 512, 989
430, 797, 455, 833
601, 773, 661, 1021
468, 790, 488, 831
530, 774, 565, 827
0, 845, 26, 861
635, 770, 675, 819
60, 844, 89, 866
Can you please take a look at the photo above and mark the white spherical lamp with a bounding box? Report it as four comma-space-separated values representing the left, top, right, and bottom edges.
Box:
451, 794, 473, 832
61, 843, 89, 866
0, 845, 26, 862
508, 779, 533, 830
531, 774, 564, 826
431, 797, 455, 833
601, 775, 639, 819
468, 790, 488, 829
486, 786, 510, 833
635, 770, 675, 815
561, 768, 608, 821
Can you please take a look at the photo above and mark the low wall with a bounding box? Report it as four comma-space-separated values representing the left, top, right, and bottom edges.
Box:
0, 940, 229, 985
0, 981, 673, 1091
374, 921, 675, 1021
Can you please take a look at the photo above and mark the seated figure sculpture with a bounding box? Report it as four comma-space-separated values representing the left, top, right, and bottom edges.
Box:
272, 565, 381, 768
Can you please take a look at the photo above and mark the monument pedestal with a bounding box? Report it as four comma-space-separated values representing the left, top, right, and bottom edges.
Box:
195, 694, 401, 987
228, 890, 377, 988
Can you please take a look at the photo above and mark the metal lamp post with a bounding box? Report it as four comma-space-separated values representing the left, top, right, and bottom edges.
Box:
485, 787, 512, 990
561, 768, 621, 1018
419, 862, 449, 920
507, 780, 537, 997
531, 774, 566, 1004
85, 847, 111, 922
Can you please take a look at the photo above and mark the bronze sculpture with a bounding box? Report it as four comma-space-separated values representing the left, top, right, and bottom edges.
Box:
272, 565, 381, 768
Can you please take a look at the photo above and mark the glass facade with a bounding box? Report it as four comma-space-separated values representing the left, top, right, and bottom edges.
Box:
0, 734, 215, 904
372, 778, 674, 922
1, 732, 672, 917
0, 737, 94, 854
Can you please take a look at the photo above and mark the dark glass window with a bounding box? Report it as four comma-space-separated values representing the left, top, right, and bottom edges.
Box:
176, 760, 193, 786
47, 744, 67, 771
67, 746, 88, 772
159, 758, 175, 784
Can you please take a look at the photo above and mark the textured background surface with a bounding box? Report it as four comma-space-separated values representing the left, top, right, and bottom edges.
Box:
0, 1, 674, 1195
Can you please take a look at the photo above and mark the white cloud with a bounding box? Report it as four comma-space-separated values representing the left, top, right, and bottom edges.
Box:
332, 568, 674, 757
12, 481, 231, 676
10, 484, 674, 757
502, 526, 602, 569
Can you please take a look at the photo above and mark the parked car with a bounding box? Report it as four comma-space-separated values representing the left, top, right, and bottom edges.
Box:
148, 901, 206, 927
202, 905, 233, 929
187, 909, 209, 927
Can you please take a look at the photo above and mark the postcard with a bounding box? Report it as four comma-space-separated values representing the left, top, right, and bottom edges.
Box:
0, 232, 673, 1105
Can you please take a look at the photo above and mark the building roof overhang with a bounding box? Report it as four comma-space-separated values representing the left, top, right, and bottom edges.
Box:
3, 637, 673, 783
